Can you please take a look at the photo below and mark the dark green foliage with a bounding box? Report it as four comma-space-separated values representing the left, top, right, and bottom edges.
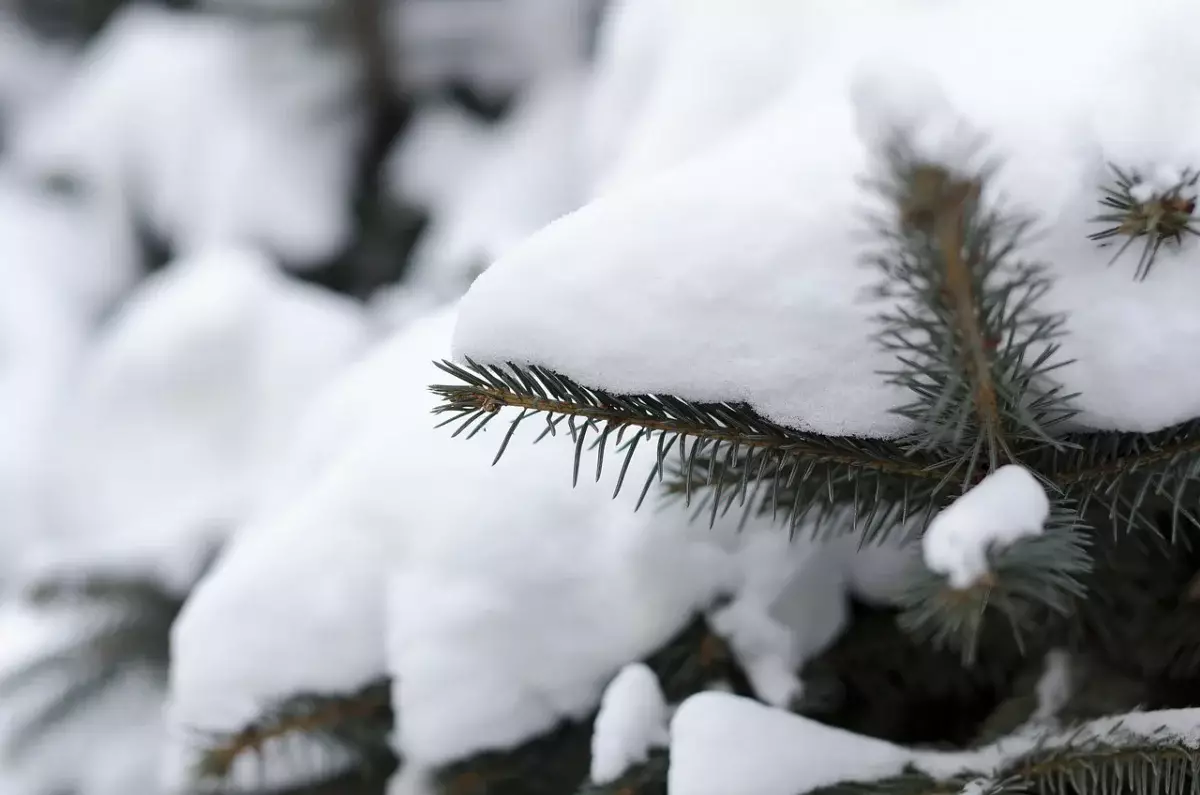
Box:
1068, 506, 1200, 686
430, 614, 743, 795
0, 560, 214, 760
1089, 165, 1200, 281
802, 599, 1025, 748
434, 717, 594, 795
431, 358, 955, 542
575, 751, 668, 795
192, 678, 396, 791
866, 141, 1077, 474
1034, 421, 1200, 541
897, 504, 1091, 660
811, 727, 1200, 795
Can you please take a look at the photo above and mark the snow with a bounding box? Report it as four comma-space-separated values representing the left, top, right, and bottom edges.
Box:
0, 14, 75, 138
169, 303, 868, 781
589, 663, 669, 785
0, 601, 166, 795
0, 168, 141, 323
453, 0, 1200, 438
391, 0, 600, 98
37, 247, 370, 592
401, 73, 590, 305
385, 102, 495, 215
1033, 650, 1072, 722
0, 259, 90, 581
669, 690, 1200, 795
668, 693, 918, 795
922, 465, 1050, 589
6, 5, 364, 268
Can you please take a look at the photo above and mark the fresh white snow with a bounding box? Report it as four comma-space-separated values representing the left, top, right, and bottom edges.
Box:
668, 692, 1200, 795
171, 304, 880, 781
922, 465, 1050, 589
453, 0, 1200, 438
7, 5, 364, 267
0, 258, 90, 581
36, 247, 370, 591
9, 2, 1200, 793
589, 663, 669, 785
668, 693, 920, 795
1033, 650, 1073, 723
402, 73, 590, 305
391, 0, 600, 99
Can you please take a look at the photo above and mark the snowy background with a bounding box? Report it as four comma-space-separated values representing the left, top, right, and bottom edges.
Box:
4, 0, 1191, 793
0, 1, 618, 792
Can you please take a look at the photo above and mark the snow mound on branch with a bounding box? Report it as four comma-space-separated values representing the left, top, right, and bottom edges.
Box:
0, 171, 141, 322
171, 305, 872, 779
669, 693, 915, 795
453, 0, 1200, 437
923, 465, 1050, 589
668, 692, 1016, 795
7, 5, 363, 267
589, 663, 668, 785
0, 602, 166, 795
669, 691, 1200, 795
402, 73, 590, 305
0, 259, 89, 580
40, 247, 369, 592
393, 0, 600, 98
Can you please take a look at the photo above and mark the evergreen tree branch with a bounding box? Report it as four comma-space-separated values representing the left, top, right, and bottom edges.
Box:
868, 143, 1077, 480
193, 679, 395, 785
902, 164, 1008, 462
0, 569, 198, 759
431, 360, 953, 541
897, 504, 1091, 662
1038, 419, 1200, 539
812, 713, 1200, 795
432, 360, 1200, 546
575, 751, 668, 795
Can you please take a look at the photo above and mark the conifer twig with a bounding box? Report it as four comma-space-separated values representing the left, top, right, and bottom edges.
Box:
195, 679, 394, 782
903, 166, 1008, 467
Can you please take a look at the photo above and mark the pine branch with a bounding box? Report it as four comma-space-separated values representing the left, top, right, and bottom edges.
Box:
867, 144, 1077, 478
431, 359, 954, 540
1089, 164, 1200, 281
897, 504, 1091, 662
0, 570, 194, 759
812, 714, 1200, 795
801, 599, 1025, 747
193, 678, 395, 787
1038, 419, 1200, 540
575, 751, 668, 795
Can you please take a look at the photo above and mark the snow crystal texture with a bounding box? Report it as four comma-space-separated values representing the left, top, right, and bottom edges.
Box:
454, 0, 1200, 437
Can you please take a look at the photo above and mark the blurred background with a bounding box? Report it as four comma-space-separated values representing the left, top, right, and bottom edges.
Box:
0, 1, 607, 792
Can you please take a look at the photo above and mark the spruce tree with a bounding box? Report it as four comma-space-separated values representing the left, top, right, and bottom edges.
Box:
424, 83, 1200, 795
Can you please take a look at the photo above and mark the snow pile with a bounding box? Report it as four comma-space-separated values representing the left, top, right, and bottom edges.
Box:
922, 465, 1050, 589
0, 13, 75, 137
35, 247, 369, 591
0, 259, 90, 580
170, 305, 900, 785
0, 168, 141, 322
1033, 650, 1072, 723
393, 0, 600, 99
6, 5, 363, 268
399, 73, 590, 308
669, 693, 919, 795
452, 0, 1200, 438
0, 602, 166, 795
669, 691, 1200, 795
589, 663, 669, 785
